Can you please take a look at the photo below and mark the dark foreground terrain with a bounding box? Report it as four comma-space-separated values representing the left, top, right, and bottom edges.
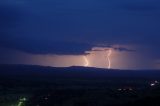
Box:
0, 64, 160, 106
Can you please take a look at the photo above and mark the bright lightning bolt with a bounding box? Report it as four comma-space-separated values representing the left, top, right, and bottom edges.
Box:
83, 56, 89, 67
107, 49, 112, 69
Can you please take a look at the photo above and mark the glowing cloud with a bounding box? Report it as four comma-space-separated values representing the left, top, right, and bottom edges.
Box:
107, 49, 112, 69
83, 56, 89, 67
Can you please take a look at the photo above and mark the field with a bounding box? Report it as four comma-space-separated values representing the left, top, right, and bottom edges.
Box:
0, 65, 160, 106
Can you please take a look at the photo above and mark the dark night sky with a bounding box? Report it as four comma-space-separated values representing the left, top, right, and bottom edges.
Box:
0, 0, 160, 69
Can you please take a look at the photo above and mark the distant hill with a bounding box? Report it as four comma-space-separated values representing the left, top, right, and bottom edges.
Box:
0, 64, 160, 80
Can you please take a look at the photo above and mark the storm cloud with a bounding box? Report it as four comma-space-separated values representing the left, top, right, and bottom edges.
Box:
0, 0, 160, 56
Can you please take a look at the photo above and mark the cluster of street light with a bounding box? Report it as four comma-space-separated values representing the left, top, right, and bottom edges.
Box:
150, 80, 159, 87
17, 97, 27, 106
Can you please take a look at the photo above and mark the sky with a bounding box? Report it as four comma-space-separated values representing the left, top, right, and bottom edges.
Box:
0, 0, 160, 69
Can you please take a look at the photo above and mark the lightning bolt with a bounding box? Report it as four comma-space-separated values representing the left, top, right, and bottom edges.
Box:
83, 56, 89, 67
107, 49, 112, 69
